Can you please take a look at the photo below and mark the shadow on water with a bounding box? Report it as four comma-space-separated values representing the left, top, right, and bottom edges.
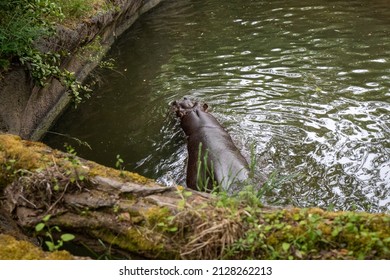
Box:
44, 0, 390, 212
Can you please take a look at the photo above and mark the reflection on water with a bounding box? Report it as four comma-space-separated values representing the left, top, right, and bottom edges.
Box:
44, 0, 390, 212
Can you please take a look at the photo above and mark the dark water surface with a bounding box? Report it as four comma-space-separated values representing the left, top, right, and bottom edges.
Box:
44, 0, 390, 212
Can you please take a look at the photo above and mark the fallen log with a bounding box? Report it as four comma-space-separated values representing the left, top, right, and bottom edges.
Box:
0, 134, 389, 259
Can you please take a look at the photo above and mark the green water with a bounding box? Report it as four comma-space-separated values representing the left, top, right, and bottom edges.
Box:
44, 0, 390, 212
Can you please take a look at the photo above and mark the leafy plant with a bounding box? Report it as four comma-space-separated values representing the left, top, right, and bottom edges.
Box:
157, 216, 178, 233
175, 185, 193, 210
64, 143, 79, 165
99, 58, 116, 70
35, 214, 75, 252
63, 143, 87, 182
115, 154, 124, 170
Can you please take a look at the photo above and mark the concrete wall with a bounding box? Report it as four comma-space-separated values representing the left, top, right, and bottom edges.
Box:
0, 0, 165, 140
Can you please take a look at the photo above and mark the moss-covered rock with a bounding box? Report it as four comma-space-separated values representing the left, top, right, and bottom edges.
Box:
0, 234, 73, 260
0, 133, 153, 188
1, 134, 389, 260
230, 207, 390, 260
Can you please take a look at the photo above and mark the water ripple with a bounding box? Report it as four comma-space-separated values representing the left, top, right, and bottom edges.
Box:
45, 0, 390, 212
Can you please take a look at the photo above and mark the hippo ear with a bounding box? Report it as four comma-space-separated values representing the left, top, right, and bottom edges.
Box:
203, 103, 209, 111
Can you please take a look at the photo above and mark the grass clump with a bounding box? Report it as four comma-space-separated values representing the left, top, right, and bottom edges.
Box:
57, 0, 112, 23
0, 0, 63, 70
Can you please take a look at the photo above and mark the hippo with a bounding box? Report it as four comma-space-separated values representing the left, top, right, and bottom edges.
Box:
172, 97, 249, 192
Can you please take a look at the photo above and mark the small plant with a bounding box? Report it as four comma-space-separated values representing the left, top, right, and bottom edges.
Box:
1, 157, 27, 184
175, 185, 194, 210
157, 220, 178, 233
64, 143, 80, 165
18, 49, 92, 105
35, 214, 75, 252
4, 159, 16, 172
63, 143, 87, 182
62, 69, 92, 105
78, 36, 105, 62
99, 58, 116, 70
115, 154, 124, 170
157, 216, 178, 233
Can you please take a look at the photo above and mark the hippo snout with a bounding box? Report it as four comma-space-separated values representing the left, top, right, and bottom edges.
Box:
171, 97, 208, 118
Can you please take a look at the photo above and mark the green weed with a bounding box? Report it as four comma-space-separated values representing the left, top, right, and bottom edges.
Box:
35, 214, 75, 252
195, 142, 220, 192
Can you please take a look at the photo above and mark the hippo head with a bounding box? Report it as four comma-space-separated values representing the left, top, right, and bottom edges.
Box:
171, 97, 208, 118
